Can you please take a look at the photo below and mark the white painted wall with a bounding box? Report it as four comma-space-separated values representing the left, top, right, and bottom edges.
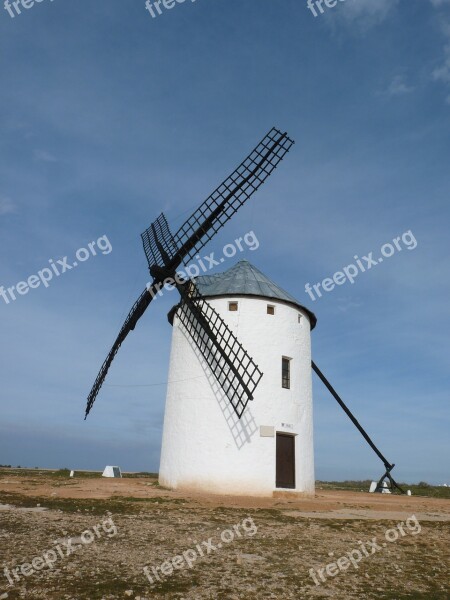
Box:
158, 296, 315, 497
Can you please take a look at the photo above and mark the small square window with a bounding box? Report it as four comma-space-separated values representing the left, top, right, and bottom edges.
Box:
228, 301, 238, 312
267, 305, 275, 315
282, 357, 291, 389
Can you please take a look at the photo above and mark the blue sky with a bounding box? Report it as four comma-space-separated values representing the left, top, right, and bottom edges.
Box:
0, 0, 449, 484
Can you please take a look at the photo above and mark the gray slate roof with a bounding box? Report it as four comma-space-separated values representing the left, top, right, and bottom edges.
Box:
195, 260, 317, 329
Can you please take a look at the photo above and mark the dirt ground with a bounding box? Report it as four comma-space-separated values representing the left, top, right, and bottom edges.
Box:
0, 474, 448, 599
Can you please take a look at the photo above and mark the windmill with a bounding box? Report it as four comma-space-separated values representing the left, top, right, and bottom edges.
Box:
85, 128, 294, 420
85, 127, 404, 496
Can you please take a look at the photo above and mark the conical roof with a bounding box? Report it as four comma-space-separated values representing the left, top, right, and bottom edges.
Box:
195, 260, 317, 329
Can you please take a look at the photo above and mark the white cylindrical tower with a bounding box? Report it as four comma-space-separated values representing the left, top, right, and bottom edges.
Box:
159, 260, 317, 497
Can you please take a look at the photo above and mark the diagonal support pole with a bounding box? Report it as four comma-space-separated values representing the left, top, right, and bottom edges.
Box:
312, 360, 405, 494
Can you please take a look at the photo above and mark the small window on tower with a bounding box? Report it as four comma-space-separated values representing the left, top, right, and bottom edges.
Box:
228, 301, 238, 312
298, 314, 302, 324
282, 357, 291, 389
267, 305, 275, 315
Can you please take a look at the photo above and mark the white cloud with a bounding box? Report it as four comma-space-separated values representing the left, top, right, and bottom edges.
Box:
432, 40, 450, 105
0, 197, 16, 216
335, 297, 363, 313
440, 20, 450, 37
333, 0, 399, 29
430, 8, 450, 104
432, 52, 450, 83
429, 0, 450, 7
385, 75, 415, 96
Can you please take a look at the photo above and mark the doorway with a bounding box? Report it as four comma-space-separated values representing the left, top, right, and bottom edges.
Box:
276, 433, 295, 489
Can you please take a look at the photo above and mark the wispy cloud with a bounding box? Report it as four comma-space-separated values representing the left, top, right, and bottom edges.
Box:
432, 40, 450, 103
0, 196, 16, 216
429, 0, 450, 8
433, 42, 450, 80
385, 75, 415, 97
34, 149, 58, 163
433, 52, 450, 83
429, 2, 450, 103
331, 0, 399, 30
335, 297, 363, 313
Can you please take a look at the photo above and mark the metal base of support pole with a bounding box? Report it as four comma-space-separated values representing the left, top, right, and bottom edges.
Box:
375, 465, 405, 494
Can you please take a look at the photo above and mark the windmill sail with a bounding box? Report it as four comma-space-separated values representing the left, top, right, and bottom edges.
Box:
176, 282, 263, 418
85, 286, 156, 419
141, 128, 294, 274
85, 128, 293, 419
141, 212, 178, 271
172, 128, 294, 265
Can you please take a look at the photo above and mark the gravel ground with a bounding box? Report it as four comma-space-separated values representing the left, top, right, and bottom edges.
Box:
0, 475, 448, 599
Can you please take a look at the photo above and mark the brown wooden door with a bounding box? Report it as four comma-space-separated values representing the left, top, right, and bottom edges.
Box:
276, 433, 295, 489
